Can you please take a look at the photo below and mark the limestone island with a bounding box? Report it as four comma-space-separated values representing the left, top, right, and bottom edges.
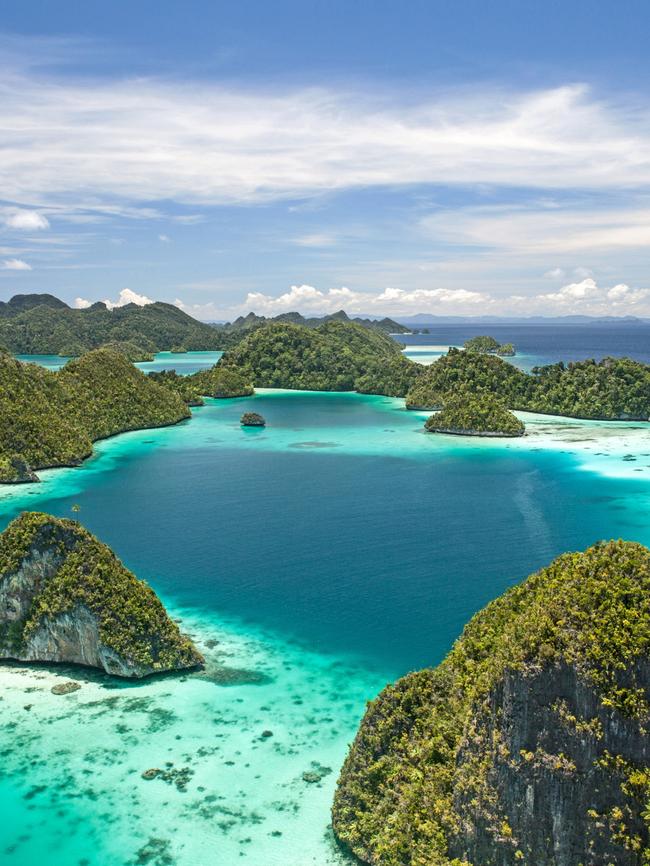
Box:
0, 512, 203, 678
464, 335, 516, 356
333, 539, 650, 866
406, 348, 650, 421
0, 348, 191, 484
240, 412, 266, 427
424, 392, 525, 437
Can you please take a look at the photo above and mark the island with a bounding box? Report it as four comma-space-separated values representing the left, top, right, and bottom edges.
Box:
464, 335, 517, 356
0, 512, 203, 677
0, 292, 224, 353
0, 293, 410, 355
240, 412, 266, 427
333, 539, 650, 866
424, 392, 525, 437
218, 320, 422, 396
0, 348, 190, 484
189, 365, 255, 398
406, 348, 650, 421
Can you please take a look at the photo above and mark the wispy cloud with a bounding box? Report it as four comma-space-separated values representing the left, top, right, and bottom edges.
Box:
420, 204, 650, 254
2, 74, 650, 213
2, 258, 32, 270
291, 233, 338, 247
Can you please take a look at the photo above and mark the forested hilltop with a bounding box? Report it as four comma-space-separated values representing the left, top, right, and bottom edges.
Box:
0, 293, 409, 355
213, 308, 409, 348
0, 294, 223, 354
333, 540, 650, 866
0, 349, 190, 483
219, 320, 421, 395
407, 348, 650, 421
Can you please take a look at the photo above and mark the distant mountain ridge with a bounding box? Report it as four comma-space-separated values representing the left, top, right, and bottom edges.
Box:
0, 294, 410, 355
395, 313, 650, 325
0, 294, 224, 354
219, 309, 410, 334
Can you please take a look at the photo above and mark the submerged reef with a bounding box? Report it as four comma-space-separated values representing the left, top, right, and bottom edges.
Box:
0, 512, 203, 677
333, 540, 650, 866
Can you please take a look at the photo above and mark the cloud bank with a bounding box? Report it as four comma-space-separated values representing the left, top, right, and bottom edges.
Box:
2, 75, 650, 211
174, 278, 650, 321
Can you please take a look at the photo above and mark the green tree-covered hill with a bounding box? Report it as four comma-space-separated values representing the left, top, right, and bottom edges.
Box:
406, 349, 650, 420
424, 392, 525, 436
0, 295, 223, 354
219, 320, 421, 395
333, 540, 650, 866
0, 349, 189, 483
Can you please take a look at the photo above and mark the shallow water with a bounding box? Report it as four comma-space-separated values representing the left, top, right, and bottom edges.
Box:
0, 390, 649, 865
15, 350, 224, 375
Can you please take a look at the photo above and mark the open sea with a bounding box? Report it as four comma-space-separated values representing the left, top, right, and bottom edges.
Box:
2, 325, 650, 866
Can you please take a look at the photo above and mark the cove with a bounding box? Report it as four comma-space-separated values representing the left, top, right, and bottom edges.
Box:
0, 390, 649, 865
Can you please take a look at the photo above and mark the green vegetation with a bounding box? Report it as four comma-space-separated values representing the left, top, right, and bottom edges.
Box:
219, 320, 422, 395
214, 309, 410, 349
406, 349, 525, 409
525, 357, 650, 419
147, 370, 204, 406
96, 340, 155, 362
406, 349, 650, 420
0, 293, 409, 355
240, 412, 266, 426
424, 392, 525, 436
0, 350, 189, 483
189, 365, 255, 398
464, 335, 516, 356
0, 294, 222, 354
170, 345, 187, 353
0, 512, 202, 674
333, 540, 650, 865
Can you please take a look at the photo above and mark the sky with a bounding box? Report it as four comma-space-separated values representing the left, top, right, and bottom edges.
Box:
2, 0, 650, 320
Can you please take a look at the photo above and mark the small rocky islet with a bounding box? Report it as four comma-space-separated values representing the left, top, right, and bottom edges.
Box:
0, 511, 203, 677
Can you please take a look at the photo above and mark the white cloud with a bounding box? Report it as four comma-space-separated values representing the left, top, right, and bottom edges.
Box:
2, 258, 32, 270
421, 205, 650, 255
103, 288, 153, 309
544, 268, 565, 279
158, 234, 171, 243
2, 75, 650, 212
76, 288, 153, 310
2, 209, 50, 230
291, 233, 337, 247
516, 278, 650, 316
375, 287, 487, 306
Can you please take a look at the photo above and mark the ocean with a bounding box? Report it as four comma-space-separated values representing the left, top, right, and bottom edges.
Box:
1, 327, 649, 865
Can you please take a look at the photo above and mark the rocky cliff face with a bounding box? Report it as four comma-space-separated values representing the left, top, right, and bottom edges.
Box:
0, 512, 203, 678
333, 541, 650, 866
451, 662, 650, 866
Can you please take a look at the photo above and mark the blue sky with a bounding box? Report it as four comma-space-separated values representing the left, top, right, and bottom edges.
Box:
2, 0, 650, 319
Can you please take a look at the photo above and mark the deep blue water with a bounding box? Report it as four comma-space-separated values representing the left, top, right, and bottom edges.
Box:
1, 393, 647, 675
397, 322, 650, 367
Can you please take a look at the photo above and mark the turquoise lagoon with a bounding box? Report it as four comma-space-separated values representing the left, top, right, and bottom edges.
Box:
1, 391, 650, 865
15, 350, 224, 374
